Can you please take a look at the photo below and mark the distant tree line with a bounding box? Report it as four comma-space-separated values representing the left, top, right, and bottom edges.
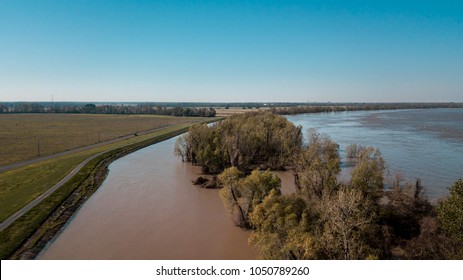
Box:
271, 102, 463, 115
2, 101, 462, 116
175, 111, 463, 259
0, 102, 216, 117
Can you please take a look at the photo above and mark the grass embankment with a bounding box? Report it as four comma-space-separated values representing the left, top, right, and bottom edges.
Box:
0, 120, 217, 259
0, 121, 206, 223
0, 114, 201, 166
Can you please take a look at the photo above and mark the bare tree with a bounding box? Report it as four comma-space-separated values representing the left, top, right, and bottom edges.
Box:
318, 186, 376, 259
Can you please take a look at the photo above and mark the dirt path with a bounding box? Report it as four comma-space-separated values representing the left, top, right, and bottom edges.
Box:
0, 125, 179, 231
0, 125, 169, 174
0, 151, 106, 232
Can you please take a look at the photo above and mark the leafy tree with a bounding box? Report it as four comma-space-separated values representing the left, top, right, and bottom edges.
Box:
218, 167, 246, 227
295, 129, 340, 199
180, 111, 302, 173
249, 189, 316, 259
184, 123, 228, 173
437, 179, 463, 243
350, 146, 385, 201
437, 179, 463, 241
218, 167, 281, 228
239, 169, 281, 217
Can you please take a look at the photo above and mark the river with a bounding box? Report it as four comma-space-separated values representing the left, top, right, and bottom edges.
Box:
39, 108, 462, 259
38, 134, 297, 259
286, 108, 463, 199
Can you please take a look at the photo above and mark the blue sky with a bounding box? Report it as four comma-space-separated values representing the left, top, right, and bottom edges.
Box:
1, 0, 462, 102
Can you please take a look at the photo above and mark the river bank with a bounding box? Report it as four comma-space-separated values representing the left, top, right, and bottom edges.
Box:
34, 108, 463, 259
38, 136, 257, 259
0, 124, 210, 259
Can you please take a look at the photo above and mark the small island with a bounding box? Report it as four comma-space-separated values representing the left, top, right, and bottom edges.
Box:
176, 111, 463, 259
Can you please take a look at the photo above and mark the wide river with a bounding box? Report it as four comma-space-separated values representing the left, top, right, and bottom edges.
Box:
287, 108, 463, 199
38, 135, 296, 259
39, 108, 463, 259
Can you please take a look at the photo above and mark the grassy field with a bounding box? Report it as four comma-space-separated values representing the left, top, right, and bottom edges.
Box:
215, 107, 269, 117
0, 117, 211, 223
0, 114, 203, 166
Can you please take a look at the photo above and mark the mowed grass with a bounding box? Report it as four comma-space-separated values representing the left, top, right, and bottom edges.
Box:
0, 114, 202, 166
0, 119, 210, 223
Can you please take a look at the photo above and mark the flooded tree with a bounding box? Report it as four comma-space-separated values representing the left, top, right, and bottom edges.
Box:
345, 143, 367, 159
179, 111, 302, 173
249, 190, 316, 259
218, 167, 281, 228
317, 186, 376, 259
176, 111, 462, 260
350, 146, 386, 201
173, 135, 190, 162
295, 129, 341, 200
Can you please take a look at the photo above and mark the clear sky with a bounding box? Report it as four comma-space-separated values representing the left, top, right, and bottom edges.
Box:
1, 0, 462, 102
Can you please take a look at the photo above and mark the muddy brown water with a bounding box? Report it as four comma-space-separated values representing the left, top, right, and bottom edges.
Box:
38, 136, 296, 260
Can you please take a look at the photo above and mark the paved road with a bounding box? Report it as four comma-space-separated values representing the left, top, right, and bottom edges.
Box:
0, 151, 106, 231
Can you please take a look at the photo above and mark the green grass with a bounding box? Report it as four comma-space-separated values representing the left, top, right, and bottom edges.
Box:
0, 114, 204, 166
0, 153, 91, 222
0, 120, 210, 223
0, 154, 107, 259
0, 119, 219, 259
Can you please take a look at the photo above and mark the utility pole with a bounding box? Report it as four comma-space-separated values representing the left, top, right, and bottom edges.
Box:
37, 139, 40, 157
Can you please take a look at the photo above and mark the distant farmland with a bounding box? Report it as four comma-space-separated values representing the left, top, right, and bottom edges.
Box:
0, 114, 206, 166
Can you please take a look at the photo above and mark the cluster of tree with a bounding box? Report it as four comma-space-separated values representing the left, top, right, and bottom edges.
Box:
3, 101, 462, 116
0, 102, 216, 117
176, 111, 463, 259
271, 102, 463, 115
174, 111, 302, 173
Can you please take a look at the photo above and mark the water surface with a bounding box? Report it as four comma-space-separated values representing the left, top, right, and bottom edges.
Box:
286, 108, 463, 199
39, 137, 257, 259
39, 108, 461, 259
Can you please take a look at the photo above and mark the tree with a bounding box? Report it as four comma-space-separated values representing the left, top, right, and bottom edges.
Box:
405, 216, 453, 259
345, 143, 366, 159
173, 135, 189, 162
350, 146, 385, 201
183, 123, 228, 173
249, 190, 316, 259
383, 176, 433, 241
317, 186, 376, 259
218, 168, 281, 228
295, 129, 340, 199
218, 167, 246, 227
437, 179, 463, 243
240, 169, 281, 217
180, 111, 302, 172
